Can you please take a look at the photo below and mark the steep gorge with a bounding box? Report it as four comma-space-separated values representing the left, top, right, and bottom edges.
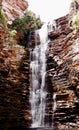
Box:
0, 0, 79, 130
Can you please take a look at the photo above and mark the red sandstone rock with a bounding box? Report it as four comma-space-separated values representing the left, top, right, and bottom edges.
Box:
2, 0, 28, 22
46, 14, 79, 127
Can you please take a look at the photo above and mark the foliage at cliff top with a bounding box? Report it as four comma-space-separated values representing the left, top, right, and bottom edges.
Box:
12, 10, 43, 33
72, 11, 79, 34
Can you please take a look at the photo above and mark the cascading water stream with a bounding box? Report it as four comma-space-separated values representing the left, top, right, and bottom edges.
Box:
29, 24, 48, 127
29, 23, 57, 128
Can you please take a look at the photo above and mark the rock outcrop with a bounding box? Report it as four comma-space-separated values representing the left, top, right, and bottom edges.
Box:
46, 14, 79, 129
2, 0, 28, 24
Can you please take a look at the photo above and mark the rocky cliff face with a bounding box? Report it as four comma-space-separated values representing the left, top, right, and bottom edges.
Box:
46, 14, 79, 129
2, 0, 28, 24
0, 0, 32, 130
0, 44, 31, 130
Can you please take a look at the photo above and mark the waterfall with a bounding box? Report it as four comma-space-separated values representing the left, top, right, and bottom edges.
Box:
29, 24, 48, 127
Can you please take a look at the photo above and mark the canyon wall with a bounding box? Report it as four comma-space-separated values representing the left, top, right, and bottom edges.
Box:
46, 14, 79, 129
0, 0, 32, 130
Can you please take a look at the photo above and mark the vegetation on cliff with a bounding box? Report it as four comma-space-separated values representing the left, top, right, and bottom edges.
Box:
11, 10, 42, 47
12, 11, 42, 31
69, 0, 79, 34
72, 11, 79, 33
0, 8, 8, 28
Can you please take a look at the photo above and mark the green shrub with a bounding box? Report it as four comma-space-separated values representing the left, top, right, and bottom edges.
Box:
12, 11, 42, 33
72, 11, 79, 33
0, 9, 8, 28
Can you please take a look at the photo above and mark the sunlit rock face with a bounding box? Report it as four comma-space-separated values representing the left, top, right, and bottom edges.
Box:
47, 14, 79, 129
2, 0, 28, 22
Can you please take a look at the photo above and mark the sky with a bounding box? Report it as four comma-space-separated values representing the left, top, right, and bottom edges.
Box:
28, 0, 72, 22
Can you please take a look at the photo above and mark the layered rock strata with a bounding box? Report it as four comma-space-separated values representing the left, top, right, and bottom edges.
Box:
46, 14, 79, 129
0, 44, 31, 130
2, 0, 28, 23
0, 0, 32, 129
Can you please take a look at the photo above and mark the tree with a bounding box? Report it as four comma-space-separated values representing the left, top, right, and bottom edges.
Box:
12, 10, 43, 33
